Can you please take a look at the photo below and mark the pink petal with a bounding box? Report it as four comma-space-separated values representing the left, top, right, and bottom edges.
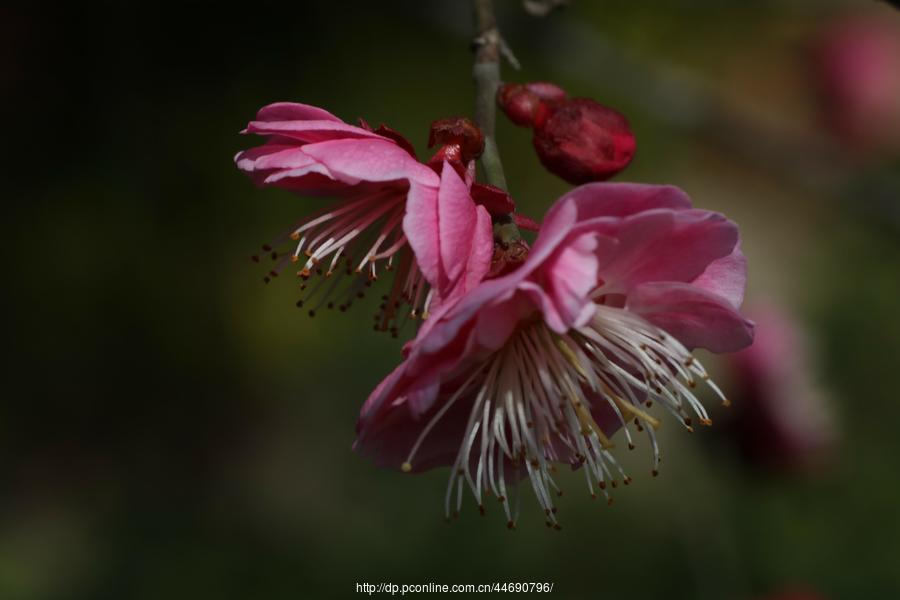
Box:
255, 102, 343, 123
358, 360, 408, 425
355, 370, 478, 472
458, 205, 494, 297
690, 242, 747, 309
521, 193, 581, 277
596, 209, 739, 294
626, 281, 755, 352
244, 146, 317, 172
438, 164, 480, 284
559, 182, 693, 219
534, 231, 601, 333
473, 288, 537, 350
417, 276, 519, 356
245, 119, 382, 144
235, 144, 355, 194
234, 143, 303, 171
403, 183, 441, 290
301, 138, 439, 187
404, 164, 492, 300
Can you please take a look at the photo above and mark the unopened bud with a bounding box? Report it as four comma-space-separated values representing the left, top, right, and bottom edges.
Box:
497, 82, 567, 128
428, 117, 485, 163
532, 98, 635, 183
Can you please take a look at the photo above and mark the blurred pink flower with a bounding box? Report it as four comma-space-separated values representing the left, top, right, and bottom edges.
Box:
235, 103, 493, 330
355, 183, 753, 525
814, 11, 900, 156
724, 301, 836, 472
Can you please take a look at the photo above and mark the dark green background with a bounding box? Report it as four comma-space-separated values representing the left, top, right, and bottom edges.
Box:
6, 1, 900, 598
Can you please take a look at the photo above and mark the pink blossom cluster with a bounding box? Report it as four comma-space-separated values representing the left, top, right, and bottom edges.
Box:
235, 96, 754, 526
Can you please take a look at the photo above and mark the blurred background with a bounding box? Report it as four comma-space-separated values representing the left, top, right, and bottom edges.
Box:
5, 1, 900, 598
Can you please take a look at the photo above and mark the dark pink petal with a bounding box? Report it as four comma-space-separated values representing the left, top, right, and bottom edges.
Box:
626, 281, 754, 352
471, 183, 516, 215
356, 354, 462, 470
355, 382, 474, 472
372, 124, 418, 158
513, 213, 541, 232
358, 360, 408, 426
260, 172, 361, 196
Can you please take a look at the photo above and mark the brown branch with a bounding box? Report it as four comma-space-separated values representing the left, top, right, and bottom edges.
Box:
472, 0, 525, 245
472, 0, 507, 191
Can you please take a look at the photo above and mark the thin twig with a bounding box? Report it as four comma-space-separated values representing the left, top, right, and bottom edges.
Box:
472, 0, 508, 191
472, 0, 524, 243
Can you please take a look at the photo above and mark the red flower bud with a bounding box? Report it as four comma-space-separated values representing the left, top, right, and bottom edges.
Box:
532, 98, 635, 183
428, 117, 485, 163
524, 81, 568, 105
497, 82, 568, 128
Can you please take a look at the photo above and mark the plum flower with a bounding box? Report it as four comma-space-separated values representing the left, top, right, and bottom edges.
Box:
813, 11, 900, 156
235, 103, 493, 330
722, 301, 836, 472
356, 183, 753, 526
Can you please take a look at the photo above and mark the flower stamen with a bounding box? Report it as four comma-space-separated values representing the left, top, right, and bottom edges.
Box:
428, 304, 727, 523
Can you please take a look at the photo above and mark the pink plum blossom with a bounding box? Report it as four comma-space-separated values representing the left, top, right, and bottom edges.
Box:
723, 301, 836, 472
235, 102, 494, 329
814, 10, 900, 156
355, 182, 753, 525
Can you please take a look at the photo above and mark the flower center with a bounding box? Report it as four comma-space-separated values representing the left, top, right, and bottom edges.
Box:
401, 304, 728, 527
